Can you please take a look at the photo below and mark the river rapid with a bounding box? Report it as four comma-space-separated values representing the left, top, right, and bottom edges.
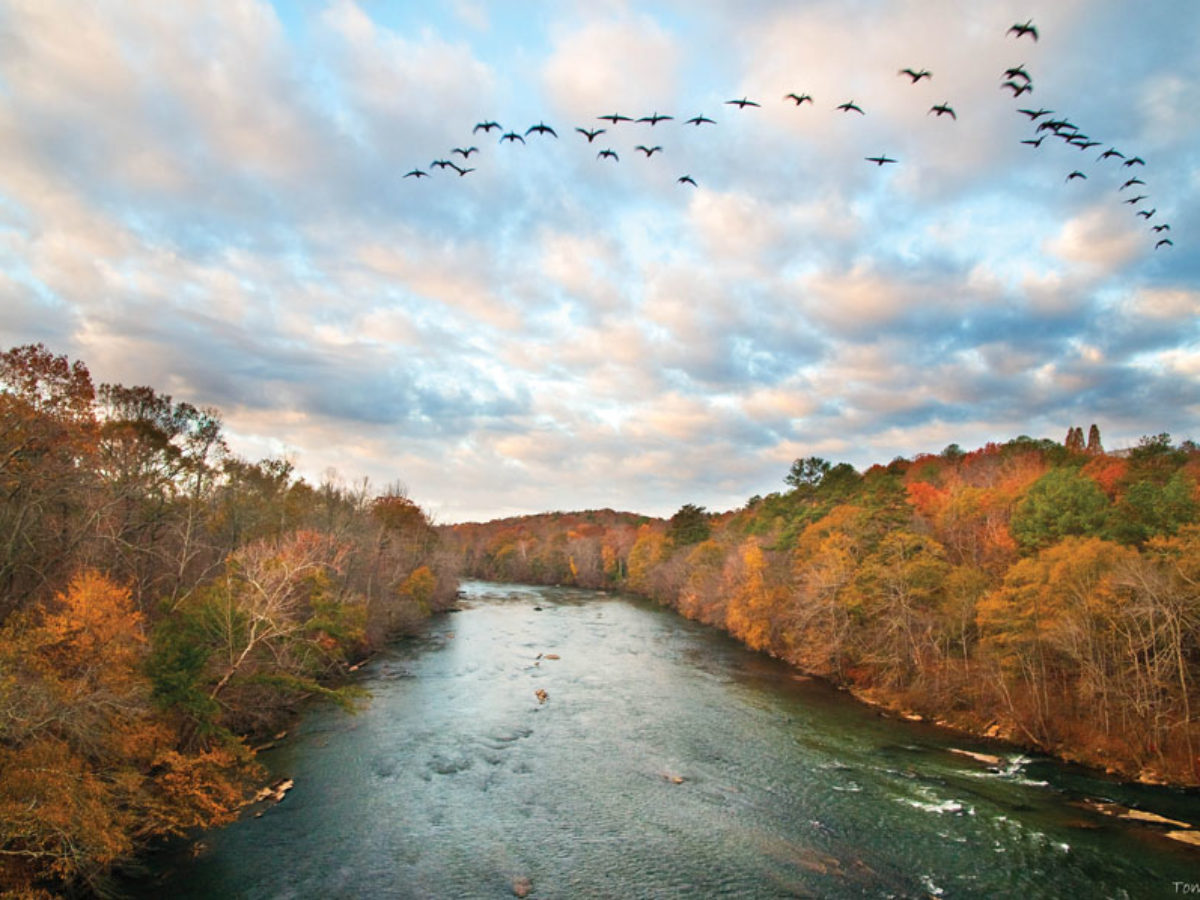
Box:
129, 581, 1200, 898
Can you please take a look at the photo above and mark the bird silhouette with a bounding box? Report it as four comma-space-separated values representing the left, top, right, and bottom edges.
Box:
598, 113, 633, 124
1123, 156, 1146, 167
865, 155, 897, 166
452, 147, 477, 158
404, 168, 427, 178
677, 175, 698, 186
448, 163, 475, 176
1098, 148, 1125, 161
1152, 224, 1171, 232
500, 131, 525, 144
525, 122, 557, 137
637, 112, 673, 125
837, 100, 865, 114
929, 103, 956, 120
1073, 140, 1101, 151
784, 92, 814, 105
575, 127, 606, 142
1021, 135, 1045, 147
1004, 64, 1032, 81
431, 159, 455, 170
635, 145, 663, 157
1009, 19, 1038, 40
1066, 170, 1087, 182
597, 148, 619, 161
1156, 238, 1174, 249
684, 115, 717, 125
1124, 195, 1148, 205
1017, 107, 1053, 119
1001, 80, 1032, 96
1120, 178, 1146, 190
899, 68, 932, 82
726, 97, 761, 109
1137, 208, 1157, 219
473, 121, 501, 133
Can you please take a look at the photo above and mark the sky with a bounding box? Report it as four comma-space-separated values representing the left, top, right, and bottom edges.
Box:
1, 0, 1198, 523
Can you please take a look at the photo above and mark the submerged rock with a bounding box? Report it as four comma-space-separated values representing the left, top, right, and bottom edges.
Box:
534, 689, 548, 704
512, 875, 533, 897
949, 748, 1004, 767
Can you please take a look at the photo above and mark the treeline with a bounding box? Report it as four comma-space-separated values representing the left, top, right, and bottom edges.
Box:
0, 344, 457, 897
444, 430, 1200, 785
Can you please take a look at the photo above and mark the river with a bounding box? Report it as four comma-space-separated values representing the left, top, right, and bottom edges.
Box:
128, 581, 1200, 898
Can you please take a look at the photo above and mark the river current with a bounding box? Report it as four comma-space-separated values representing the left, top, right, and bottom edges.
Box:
129, 581, 1200, 898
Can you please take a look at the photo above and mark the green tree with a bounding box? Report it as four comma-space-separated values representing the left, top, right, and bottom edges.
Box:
785, 456, 831, 490
668, 503, 710, 547
1010, 468, 1110, 550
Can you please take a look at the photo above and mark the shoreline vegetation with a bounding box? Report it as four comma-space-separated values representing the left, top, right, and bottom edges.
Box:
3, 342, 1198, 895
0, 345, 457, 898
443, 431, 1200, 792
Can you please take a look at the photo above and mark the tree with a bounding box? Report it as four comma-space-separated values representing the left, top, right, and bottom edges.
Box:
786, 456, 831, 490
1010, 468, 1110, 550
667, 503, 710, 547
1086, 424, 1103, 454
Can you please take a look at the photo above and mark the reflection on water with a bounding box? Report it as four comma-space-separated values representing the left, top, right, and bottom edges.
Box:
127, 582, 1200, 899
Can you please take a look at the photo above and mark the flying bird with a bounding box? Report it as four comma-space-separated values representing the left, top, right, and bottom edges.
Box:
597, 148, 619, 161
899, 68, 932, 82
677, 175, 698, 186
473, 121, 501, 133
1098, 148, 1125, 161
684, 115, 717, 125
929, 102, 956, 119
865, 154, 897, 166
1021, 135, 1045, 147
1123, 156, 1146, 167
784, 92, 814, 105
1120, 178, 1146, 190
726, 97, 761, 109
598, 113, 633, 124
1066, 170, 1087, 181
1074, 140, 1101, 151
575, 127, 606, 142
525, 121, 558, 137
634, 144, 663, 157
500, 131, 526, 144
1137, 208, 1157, 219
404, 168, 427, 178
637, 112, 673, 125
1009, 19, 1039, 40
837, 100, 865, 114
1017, 107, 1053, 119
1156, 238, 1174, 249
1124, 195, 1147, 205
1004, 64, 1032, 81
431, 159, 455, 170
452, 147, 477, 158
1001, 80, 1032, 96
448, 163, 474, 176
1152, 224, 1171, 232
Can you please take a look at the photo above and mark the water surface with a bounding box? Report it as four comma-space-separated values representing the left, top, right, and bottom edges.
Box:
131, 582, 1200, 898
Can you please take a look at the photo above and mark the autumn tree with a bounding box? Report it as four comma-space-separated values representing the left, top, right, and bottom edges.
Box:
667, 503, 711, 547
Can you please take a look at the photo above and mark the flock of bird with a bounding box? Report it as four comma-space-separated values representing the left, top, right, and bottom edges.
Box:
403, 18, 1174, 251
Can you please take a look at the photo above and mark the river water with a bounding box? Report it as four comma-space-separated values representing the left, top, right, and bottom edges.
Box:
130, 582, 1200, 898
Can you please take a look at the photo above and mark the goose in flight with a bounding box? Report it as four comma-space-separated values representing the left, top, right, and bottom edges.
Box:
1021, 136, 1045, 147
837, 100, 865, 114
598, 113, 633, 124
677, 175, 697, 186
784, 92, 813, 105
1004, 64, 1032, 81
1156, 238, 1174, 249
1001, 80, 1032, 97
525, 122, 557, 137
452, 147, 477, 158
1065, 170, 1087, 182
1017, 107, 1052, 119
899, 68, 932, 82
431, 159, 455, 170
448, 163, 475, 176
1123, 156, 1146, 167
1120, 177, 1145, 190
575, 127, 606, 142
473, 121, 501, 133
500, 131, 526, 144
726, 97, 761, 109
635, 144, 663, 157
684, 115, 717, 125
1152, 224, 1171, 232
865, 154, 897, 166
404, 168, 428, 178
1137, 208, 1157, 219
1098, 148, 1125, 161
597, 148, 619, 161
1123, 195, 1147, 205
637, 112, 673, 125
1008, 19, 1038, 40
929, 102, 956, 119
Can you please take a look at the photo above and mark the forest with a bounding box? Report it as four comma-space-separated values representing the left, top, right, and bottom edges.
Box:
445, 427, 1200, 788
0, 345, 458, 898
